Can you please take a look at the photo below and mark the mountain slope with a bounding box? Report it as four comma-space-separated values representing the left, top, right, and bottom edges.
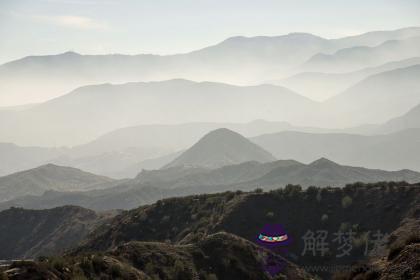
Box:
277, 57, 420, 100
252, 128, 420, 172
0, 164, 115, 202
1, 232, 311, 280
377, 102, 420, 133
302, 36, 420, 73
75, 182, 420, 279
164, 128, 276, 169
0, 143, 66, 176
243, 158, 420, 188
322, 65, 420, 126
0, 80, 317, 146
139, 160, 302, 189
330, 26, 420, 48
0, 206, 109, 259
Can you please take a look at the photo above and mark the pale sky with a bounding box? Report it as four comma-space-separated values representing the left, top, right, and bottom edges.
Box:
0, 0, 420, 64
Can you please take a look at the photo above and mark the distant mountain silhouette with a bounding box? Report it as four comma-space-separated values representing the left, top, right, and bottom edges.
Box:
2, 157, 420, 211
378, 102, 420, 133
1, 27, 419, 105
0, 80, 316, 146
0, 121, 326, 178
277, 57, 420, 100
164, 128, 276, 169
302, 36, 420, 73
139, 160, 302, 189
241, 157, 420, 188
252, 128, 420, 172
322, 64, 420, 126
0, 164, 114, 202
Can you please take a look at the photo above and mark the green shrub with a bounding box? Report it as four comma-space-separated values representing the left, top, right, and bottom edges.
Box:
341, 195, 353, 208
266, 211, 275, 218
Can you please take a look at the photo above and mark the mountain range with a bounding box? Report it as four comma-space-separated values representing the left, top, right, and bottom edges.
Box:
1, 63, 420, 152
2, 105, 420, 179
2, 128, 420, 211
375, 102, 420, 133
1, 21, 420, 280
321, 64, 420, 126
0, 80, 316, 147
277, 57, 420, 100
301, 35, 420, 73
1, 61, 420, 150
252, 128, 420, 172
2, 27, 420, 106
0, 120, 316, 178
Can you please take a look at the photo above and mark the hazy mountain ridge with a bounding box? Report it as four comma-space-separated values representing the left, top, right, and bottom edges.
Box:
301, 36, 420, 73
0, 80, 317, 147
377, 102, 420, 133
0, 164, 115, 202
2, 27, 420, 106
138, 160, 302, 189
321, 64, 420, 126
252, 128, 420, 172
2, 63, 420, 148
238, 157, 420, 189
277, 57, 420, 100
164, 128, 276, 169
0, 119, 317, 178
2, 156, 419, 211
2, 128, 420, 211
2, 114, 420, 179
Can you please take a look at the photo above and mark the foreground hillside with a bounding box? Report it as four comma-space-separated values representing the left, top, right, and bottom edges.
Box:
1, 181, 418, 279
1, 233, 311, 280
0, 206, 115, 259
76, 182, 419, 279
